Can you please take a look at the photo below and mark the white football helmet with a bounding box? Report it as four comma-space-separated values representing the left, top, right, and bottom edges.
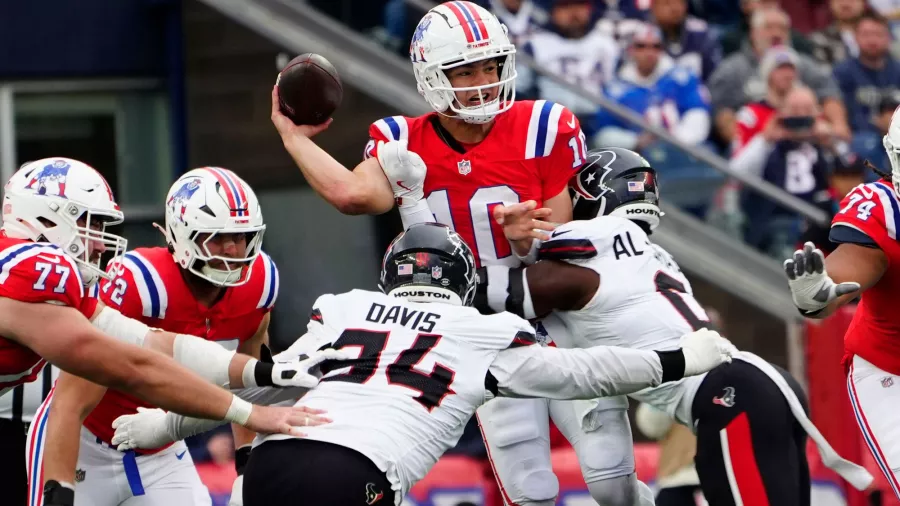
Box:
410, 1, 517, 124
162, 167, 265, 287
884, 105, 900, 196
2, 157, 127, 287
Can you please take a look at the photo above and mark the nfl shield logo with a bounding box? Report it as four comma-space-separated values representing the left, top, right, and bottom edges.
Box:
882, 376, 894, 388
431, 266, 442, 279
457, 159, 472, 175
75, 468, 86, 483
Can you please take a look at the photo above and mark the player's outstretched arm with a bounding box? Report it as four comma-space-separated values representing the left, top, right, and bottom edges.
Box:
92, 303, 336, 390
0, 297, 327, 436
270, 87, 394, 215
784, 242, 884, 319
40, 372, 108, 489
488, 329, 735, 399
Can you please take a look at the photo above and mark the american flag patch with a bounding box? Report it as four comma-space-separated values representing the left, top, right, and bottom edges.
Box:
627, 181, 644, 192
398, 264, 413, 275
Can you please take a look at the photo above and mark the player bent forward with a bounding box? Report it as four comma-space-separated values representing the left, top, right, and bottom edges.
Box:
110, 222, 737, 505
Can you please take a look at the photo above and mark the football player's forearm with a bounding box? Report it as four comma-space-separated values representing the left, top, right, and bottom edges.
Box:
282, 135, 392, 214
491, 345, 666, 399
141, 330, 267, 389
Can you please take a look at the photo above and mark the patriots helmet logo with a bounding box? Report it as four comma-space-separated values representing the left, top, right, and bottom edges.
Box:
26, 159, 71, 197
410, 14, 432, 63
167, 178, 203, 223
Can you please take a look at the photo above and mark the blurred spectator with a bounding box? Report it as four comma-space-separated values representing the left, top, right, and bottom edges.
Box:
651, 0, 722, 81
686, 0, 744, 29
594, 24, 711, 150
868, 0, 900, 41
799, 152, 867, 254
852, 94, 897, 173
708, 6, 847, 145
519, 0, 619, 116
833, 11, 900, 134
809, 0, 866, 67
735, 86, 834, 257
486, 0, 549, 45
719, 0, 816, 58
195, 432, 237, 506
634, 402, 704, 506
731, 46, 799, 154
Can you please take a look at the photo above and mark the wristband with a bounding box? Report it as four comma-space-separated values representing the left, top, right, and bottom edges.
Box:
224, 395, 253, 426
235, 445, 252, 475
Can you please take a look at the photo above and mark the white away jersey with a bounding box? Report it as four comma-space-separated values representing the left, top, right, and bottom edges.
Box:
264, 289, 535, 501
539, 216, 708, 423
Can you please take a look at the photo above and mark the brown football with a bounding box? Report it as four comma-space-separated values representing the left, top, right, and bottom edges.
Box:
276, 53, 343, 126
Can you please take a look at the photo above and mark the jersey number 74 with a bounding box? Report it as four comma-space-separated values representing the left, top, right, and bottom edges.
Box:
321, 330, 455, 412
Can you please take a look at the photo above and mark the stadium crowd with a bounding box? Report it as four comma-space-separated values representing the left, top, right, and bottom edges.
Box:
366, 0, 900, 260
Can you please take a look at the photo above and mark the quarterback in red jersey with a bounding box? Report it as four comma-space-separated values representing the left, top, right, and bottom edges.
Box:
265, 1, 662, 504
0, 159, 333, 506
784, 107, 900, 499
31, 168, 278, 506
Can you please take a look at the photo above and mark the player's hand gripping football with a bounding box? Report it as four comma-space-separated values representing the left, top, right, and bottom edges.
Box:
270, 86, 332, 139
679, 328, 737, 376
784, 242, 860, 314
376, 140, 427, 207
270, 347, 356, 388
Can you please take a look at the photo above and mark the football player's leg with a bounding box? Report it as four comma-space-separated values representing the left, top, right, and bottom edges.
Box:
550, 397, 652, 506
70, 427, 130, 506
477, 397, 557, 506
120, 442, 211, 506
693, 361, 806, 506
848, 355, 900, 500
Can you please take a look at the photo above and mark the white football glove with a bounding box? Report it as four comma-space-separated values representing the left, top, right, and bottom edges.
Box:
270, 348, 356, 388
783, 242, 860, 314
679, 328, 737, 376
376, 139, 426, 207
229, 475, 244, 506
111, 407, 172, 451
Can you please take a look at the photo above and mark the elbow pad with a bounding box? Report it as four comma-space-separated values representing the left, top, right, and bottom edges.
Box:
92, 306, 149, 347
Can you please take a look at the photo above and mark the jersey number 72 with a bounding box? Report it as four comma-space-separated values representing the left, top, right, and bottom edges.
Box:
321, 329, 455, 412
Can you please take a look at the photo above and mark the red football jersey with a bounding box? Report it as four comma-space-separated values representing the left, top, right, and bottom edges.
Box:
832, 181, 900, 374
0, 237, 97, 392
732, 101, 775, 154
365, 100, 587, 267
84, 247, 280, 450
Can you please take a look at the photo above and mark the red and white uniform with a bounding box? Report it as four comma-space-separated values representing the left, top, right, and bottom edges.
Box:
366, 101, 612, 505
28, 247, 279, 506
832, 180, 900, 498
366, 100, 587, 267
732, 100, 775, 154
0, 237, 95, 394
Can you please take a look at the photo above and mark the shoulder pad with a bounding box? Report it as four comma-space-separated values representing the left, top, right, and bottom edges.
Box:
0, 243, 85, 304
453, 310, 535, 351
524, 100, 568, 160
118, 251, 169, 319
831, 182, 898, 247
539, 217, 646, 263
254, 252, 279, 311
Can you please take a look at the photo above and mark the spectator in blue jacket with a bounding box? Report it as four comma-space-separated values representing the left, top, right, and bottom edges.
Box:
834, 10, 900, 133
651, 0, 722, 81
593, 23, 711, 150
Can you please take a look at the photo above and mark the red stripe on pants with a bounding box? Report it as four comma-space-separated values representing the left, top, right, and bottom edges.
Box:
725, 412, 770, 506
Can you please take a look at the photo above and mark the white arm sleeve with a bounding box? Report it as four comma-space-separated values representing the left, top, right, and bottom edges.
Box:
92, 306, 149, 347
162, 385, 308, 441
490, 345, 663, 399
673, 109, 711, 146
398, 199, 436, 230
729, 135, 771, 178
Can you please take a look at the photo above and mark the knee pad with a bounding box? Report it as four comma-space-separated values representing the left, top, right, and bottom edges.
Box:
573, 409, 636, 482
502, 465, 558, 504
586, 474, 638, 506
518, 501, 556, 506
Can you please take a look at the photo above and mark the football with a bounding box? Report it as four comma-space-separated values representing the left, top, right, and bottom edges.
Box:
276, 53, 343, 126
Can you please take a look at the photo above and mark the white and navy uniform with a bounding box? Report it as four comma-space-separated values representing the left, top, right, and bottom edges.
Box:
518, 24, 620, 115
245, 289, 673, 506
536, 217, 873, 504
